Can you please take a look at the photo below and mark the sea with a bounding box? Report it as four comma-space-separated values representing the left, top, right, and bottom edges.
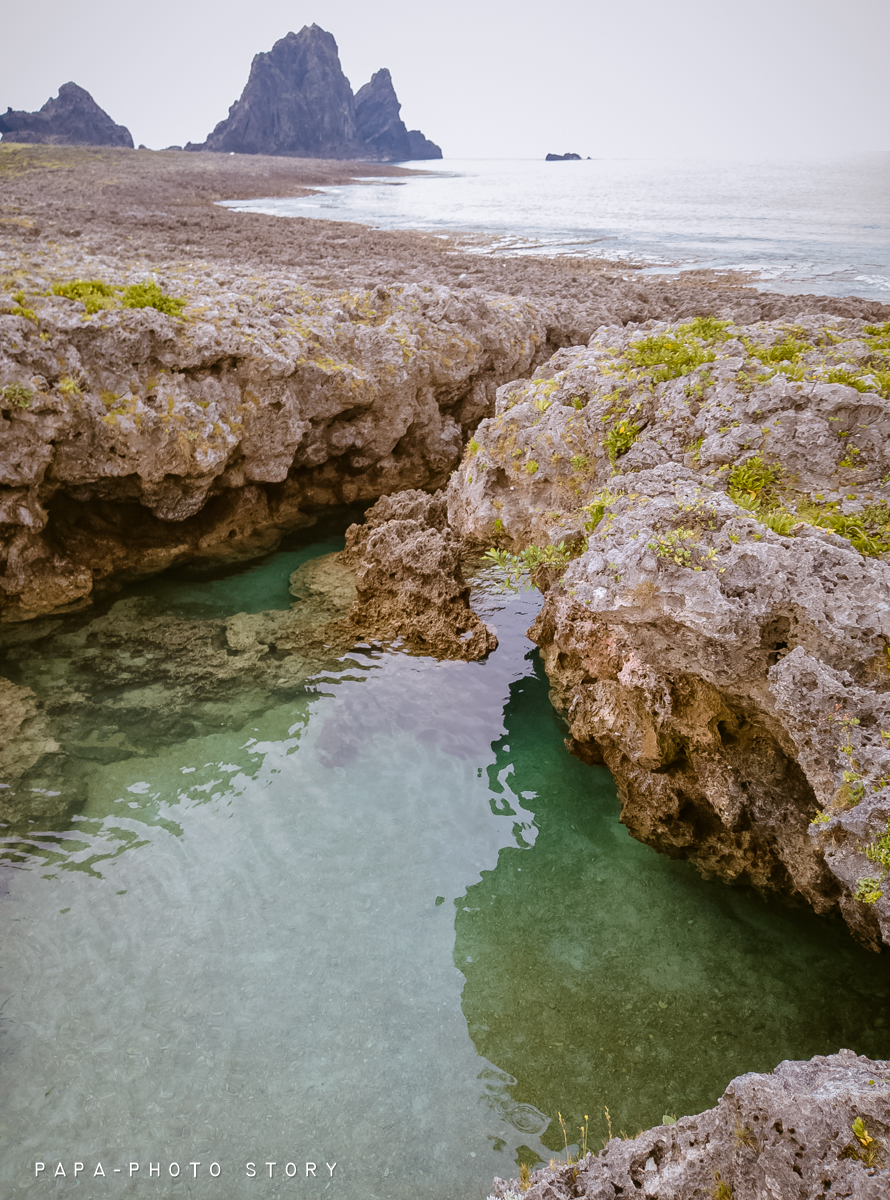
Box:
221, 154, 890, 301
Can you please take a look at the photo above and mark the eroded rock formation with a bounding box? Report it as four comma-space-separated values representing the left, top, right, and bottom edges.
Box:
355, 69, 441, 162
341, 489, 496, 659
489, 1051, 890, 1200
192, 25, 440, 160
0, 82, 133, 148
447, 315, 890, 947
0, 269, 549, 622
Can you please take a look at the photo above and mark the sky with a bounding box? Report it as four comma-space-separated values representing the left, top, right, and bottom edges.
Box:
3, 0, 889, 158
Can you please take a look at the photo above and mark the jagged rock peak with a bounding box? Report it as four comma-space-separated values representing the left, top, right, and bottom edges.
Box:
192, 25, 441, 161
0, 82, 133, 148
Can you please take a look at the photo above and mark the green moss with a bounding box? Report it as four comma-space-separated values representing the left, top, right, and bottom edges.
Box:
121, 281, 185, 317
52, 279, 118, 314
525, 460, 539, 474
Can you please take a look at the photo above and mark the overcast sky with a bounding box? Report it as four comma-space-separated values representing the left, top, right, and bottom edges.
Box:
4, 0, 889, 157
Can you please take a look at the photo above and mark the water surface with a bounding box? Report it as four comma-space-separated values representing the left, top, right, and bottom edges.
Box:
221, 155, 890, 301
1, 538, 888, 1197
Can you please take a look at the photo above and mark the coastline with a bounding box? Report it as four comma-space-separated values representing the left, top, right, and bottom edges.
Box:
2, 143, 890, 1197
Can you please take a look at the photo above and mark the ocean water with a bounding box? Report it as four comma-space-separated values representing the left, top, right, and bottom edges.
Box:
2, 536, 889, 1198
221, 155, 890, 301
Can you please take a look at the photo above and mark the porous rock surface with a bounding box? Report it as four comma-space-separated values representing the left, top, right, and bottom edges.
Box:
0, 261, 549, 621
447, 315, 890, 947
0, 82, 133, 148
488, 1051, 890, 1200
341, 489, 497, 659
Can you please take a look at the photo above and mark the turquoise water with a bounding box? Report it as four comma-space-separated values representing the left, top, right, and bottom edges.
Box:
221, 155, 890, 301
1, 535, 889, 1197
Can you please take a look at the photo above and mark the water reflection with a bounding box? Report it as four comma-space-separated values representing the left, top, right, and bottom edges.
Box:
455, 664, 890, 1154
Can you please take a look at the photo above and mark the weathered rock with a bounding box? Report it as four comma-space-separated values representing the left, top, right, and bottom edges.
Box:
0, 272, 548, 621
406, 129, 442, 160
489, 1050, 890, 1200
0, 83, 133, 148
545, 152, 582, 161
192, 25, 440, 160
447, 315, 890, 946
341, 489, 496, 659
354, 69, 413, 162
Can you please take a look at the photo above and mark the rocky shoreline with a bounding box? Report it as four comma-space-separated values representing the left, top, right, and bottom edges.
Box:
2, 144, 890, 1194
488, 1051, 889, 1200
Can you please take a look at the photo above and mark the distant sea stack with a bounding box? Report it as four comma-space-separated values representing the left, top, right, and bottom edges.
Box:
0, 82, 133, 148
189, 25, 441, 161
545, 152, 582, 161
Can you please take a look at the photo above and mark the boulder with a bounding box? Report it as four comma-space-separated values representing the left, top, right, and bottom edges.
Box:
0, 82, 133, 148
341, 489, 497, 659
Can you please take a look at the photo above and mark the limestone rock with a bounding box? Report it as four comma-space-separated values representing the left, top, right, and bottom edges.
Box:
0, 83, 133, 148
489, 1050, 890, 1200
193, 25, 440, 160
341, 490, 497, 660
0, 277, 547, 621
447, 315, 890, 946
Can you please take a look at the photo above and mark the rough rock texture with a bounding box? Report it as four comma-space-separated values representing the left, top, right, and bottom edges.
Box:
341, 490, 497, 659
355, 69, 441, 162
0, 83, 133, 149
193, 25, 440, 160
448, 315, 890, 947
489, 1051, 890, 1200
0, 266, 549, 621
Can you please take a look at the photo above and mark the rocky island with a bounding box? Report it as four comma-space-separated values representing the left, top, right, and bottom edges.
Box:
1, 143, 889, 1194
0, 82, 133, 148
188, 24, 442, 160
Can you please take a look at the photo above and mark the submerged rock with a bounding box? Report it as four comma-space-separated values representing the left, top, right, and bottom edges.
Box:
0, 82, 133, 148
447, 315, 890, 947
341, 489, 496, 659
489, 1050, 890, 1200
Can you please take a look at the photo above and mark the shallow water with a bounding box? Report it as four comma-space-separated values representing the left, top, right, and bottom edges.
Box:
221, 155, 890, 301
1, 534, 889, 1197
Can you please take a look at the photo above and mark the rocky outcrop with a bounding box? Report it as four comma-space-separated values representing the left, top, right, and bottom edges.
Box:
489, 1050, 890, 1200
192, 25, 440, 160
546, 152, 582, 161
406, 129, 442, 161
0, 82, 133, 148
447, 315, 890, 947
0, 266, 550, 622
355, 69, 440, 162
341, 490, 496, 659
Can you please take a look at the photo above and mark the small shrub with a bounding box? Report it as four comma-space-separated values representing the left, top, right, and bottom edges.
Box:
761, 509, 796, 535
52, 278, 117, 314
525, 460, 539, 474
745, 333, 812, 366
121, 281, 185, 317
855, 877, 883, 905
727, 455, 782, 510
624, 334, 715, 382
1, 382, 32, 408
604, 419, 640, 462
